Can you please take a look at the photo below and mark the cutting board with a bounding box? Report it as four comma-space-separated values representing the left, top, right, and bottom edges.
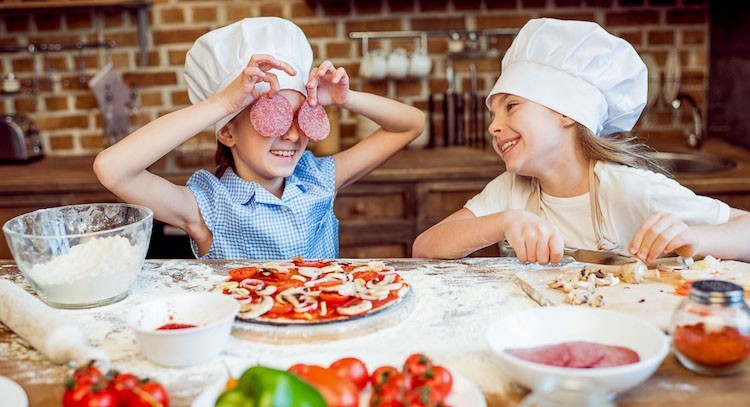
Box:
514, 260, 750, 332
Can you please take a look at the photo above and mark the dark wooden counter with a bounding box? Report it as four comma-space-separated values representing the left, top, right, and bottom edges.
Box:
1, 141, 749, 259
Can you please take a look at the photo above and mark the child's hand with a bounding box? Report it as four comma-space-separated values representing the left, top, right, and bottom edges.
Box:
629, 212, 700, 262
216, 54, 297, 115
306, 60, 350, 107
502, 210, 565, 265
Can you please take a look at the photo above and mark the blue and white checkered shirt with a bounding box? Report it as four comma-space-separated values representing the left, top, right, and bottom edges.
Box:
186, 151, 339, 259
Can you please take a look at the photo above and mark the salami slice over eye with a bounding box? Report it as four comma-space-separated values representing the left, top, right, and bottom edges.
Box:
250, 93, 294, 138
296, 102, 330, 141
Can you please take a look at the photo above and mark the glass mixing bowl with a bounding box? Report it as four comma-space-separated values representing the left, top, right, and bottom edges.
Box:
3, 203, 153, 309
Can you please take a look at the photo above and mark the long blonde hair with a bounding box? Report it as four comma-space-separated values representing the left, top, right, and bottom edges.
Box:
575, 123, 671, 177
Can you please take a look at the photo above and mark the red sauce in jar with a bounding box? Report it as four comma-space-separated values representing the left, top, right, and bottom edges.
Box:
673, 322, 750, 367
156, 323, 197, 330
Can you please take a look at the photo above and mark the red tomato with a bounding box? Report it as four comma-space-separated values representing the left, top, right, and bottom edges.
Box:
72, 363, 104, 386
329, 357, 369, 391
63, 383, 117, 407
403, 386, 441, 407
229, 267, 258, 282
288, 365, 358, 407
423, 365, 452, 400
265, 302, 294, 318
129, 380, 169, 407
292, 258, 331, 268
403, 354, 433, 388
370, 366, 400, 388
370, 384, 404, 407
107, 372, 140, 407
352, 271, 380, 282
320, 292, 351, 306
275, 280, 304, 293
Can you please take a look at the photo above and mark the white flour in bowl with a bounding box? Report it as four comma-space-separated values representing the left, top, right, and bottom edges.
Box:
25, 235, 145, 305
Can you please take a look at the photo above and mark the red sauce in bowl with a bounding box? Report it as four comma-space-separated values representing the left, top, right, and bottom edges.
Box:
156, 323, 197, 330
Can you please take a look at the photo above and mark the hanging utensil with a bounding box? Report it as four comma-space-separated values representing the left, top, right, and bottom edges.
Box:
455, 92, 465, 145
443, 58, 455, 147
427, 94, 436, 149
468, 63, 478, 147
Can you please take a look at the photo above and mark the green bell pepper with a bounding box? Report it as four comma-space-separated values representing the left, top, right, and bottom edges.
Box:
215, 366, 327, 407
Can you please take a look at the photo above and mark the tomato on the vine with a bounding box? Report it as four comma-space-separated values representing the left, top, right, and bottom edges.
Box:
72, 363, 104, 387
106, 372, 140, 407
403, 354, 433, 388
329, 357, 369, 391
129, 380, 169, 407
422, 365, 452, 400
370, 366, 399, 388
63, 382, 117, 407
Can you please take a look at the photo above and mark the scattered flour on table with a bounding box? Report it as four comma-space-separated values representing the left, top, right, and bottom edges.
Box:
26, 236, 143, 304
3, 258, 554, 404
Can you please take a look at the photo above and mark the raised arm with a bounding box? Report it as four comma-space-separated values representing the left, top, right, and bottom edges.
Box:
94, 55, 296, 236
305, 60, 425, 191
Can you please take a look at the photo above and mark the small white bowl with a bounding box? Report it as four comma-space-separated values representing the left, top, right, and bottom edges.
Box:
485, 306, 669, 394
126, 292, 239, 367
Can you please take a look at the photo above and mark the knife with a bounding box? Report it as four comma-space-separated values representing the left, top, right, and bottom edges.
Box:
563, 247, 637, 266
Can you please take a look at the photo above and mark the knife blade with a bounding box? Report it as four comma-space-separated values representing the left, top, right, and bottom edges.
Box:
563, 247, 637, 266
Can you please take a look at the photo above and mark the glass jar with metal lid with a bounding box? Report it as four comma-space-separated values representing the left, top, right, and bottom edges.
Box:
669, 279, 750, 375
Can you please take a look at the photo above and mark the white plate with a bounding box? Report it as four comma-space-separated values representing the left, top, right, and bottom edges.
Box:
192, 351, 486, 407
0, 376, 28, 407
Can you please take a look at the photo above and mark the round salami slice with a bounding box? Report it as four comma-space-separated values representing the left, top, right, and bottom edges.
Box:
250, 93, 294, 138
296, 102, 330, 141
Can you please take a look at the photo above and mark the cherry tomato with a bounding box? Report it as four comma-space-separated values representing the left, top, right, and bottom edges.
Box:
403, 354, 433, 388
229, 267, 258, 282
403, 386, 441, 407
274, 280, 304, 293
288, 364, 358, 407
329, 357, 369, 391
78, 389, 118, 407
129, 380, 169, 407
370, 383, 404, 407
370, 366, 399, 388
107, 372, 140, 407
422, 365, 452, 400
72, 363, 104, 387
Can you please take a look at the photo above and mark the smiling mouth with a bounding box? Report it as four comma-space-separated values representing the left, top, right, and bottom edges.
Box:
270, 150, 296, 158
500, 139, 518, 153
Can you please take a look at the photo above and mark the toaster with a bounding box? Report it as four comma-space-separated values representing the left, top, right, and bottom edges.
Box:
0, 115, 44, 161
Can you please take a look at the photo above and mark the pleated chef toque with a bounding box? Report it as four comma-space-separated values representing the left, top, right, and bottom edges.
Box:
184, 17, 314, 134
486, 18, 647, 136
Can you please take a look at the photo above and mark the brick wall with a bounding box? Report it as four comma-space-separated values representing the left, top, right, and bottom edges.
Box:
0, 0, 708, 156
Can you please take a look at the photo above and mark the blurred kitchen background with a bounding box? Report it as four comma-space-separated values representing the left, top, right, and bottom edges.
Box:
1, 0, 748, 260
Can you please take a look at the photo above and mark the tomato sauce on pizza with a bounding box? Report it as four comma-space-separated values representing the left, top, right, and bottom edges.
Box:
214, 257, 410, 324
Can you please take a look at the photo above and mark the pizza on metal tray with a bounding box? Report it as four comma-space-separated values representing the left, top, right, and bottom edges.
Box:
214, 257, 410, 325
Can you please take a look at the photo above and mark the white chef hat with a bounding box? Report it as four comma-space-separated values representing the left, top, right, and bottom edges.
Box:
184, 17, 313, 133
486, 18, 647, 136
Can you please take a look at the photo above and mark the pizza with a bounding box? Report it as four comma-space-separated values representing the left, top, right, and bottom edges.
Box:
214, 257, 410, 324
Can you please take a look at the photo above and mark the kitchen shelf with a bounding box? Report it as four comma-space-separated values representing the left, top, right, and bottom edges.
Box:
0, 0, 152, 66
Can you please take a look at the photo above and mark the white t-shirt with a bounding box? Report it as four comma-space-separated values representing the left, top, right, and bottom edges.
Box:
464, 161, 731, 249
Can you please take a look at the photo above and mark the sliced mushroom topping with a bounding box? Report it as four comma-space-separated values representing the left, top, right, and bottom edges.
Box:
337, 300, 373, 316
255, 285, 277, 296
377, 266, 397, 275
238, 296, 274, 319
298, 267, 324, 279
319, 283, 344, 292
240, 278, 264, 291
291, 275, 308, 282
366, 274, 397, 288
229, 287, 251, 297
320, 301, 328, 317
368, 261, 386, 270
360, 289, 389, 301
214, 281, 239, 292
320, 264, 344, 274
294, 299, 319, 314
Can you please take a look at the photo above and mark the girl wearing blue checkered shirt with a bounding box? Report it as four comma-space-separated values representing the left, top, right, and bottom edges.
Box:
94, 18, 424, 259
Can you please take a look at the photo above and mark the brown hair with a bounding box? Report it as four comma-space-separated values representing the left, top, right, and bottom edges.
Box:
575, 123, 671, 177
214, 142, 234, 178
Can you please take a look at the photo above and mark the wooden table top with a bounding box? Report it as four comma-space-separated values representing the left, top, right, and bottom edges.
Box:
1, 258, 749, 407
